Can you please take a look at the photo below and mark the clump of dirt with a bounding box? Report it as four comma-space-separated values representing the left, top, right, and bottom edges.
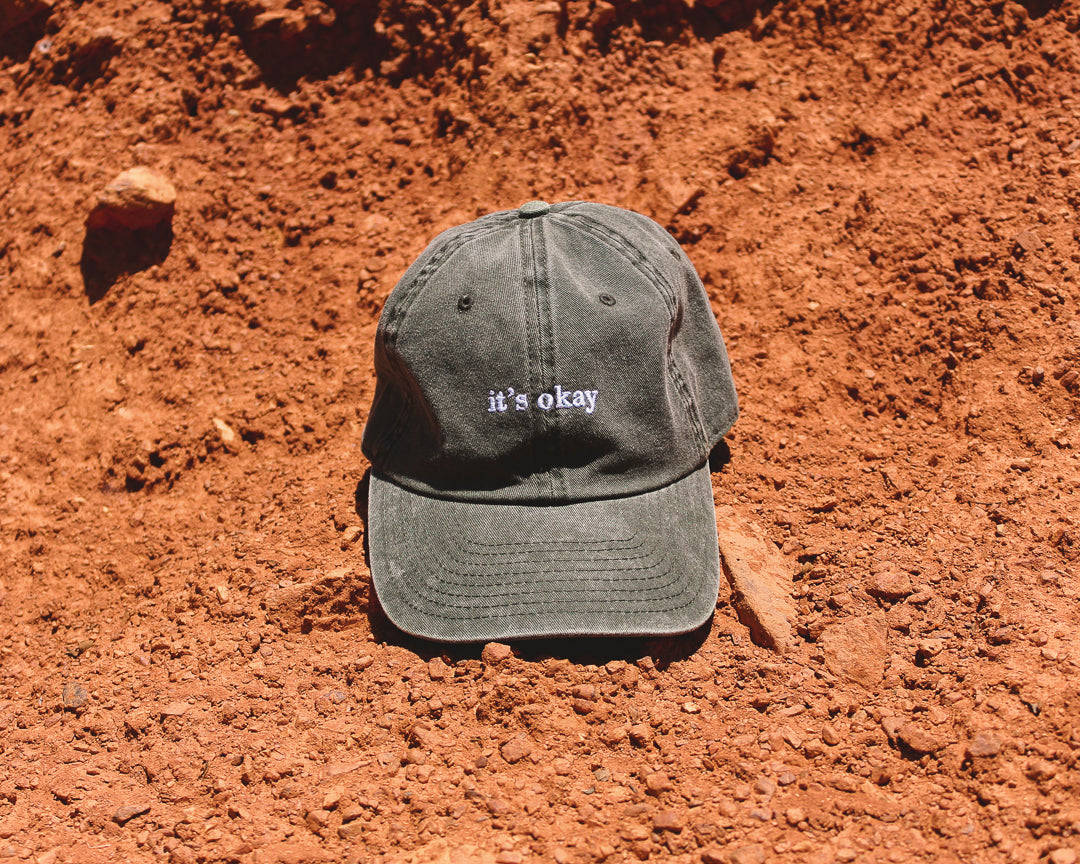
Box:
2, 0, 1080, 862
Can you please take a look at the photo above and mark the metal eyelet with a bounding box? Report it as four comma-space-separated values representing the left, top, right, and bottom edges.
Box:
457, 294, 472, 312
599, 293, 616, 306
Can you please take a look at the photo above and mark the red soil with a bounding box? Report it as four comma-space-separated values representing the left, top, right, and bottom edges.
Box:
2, 0, 1080, 862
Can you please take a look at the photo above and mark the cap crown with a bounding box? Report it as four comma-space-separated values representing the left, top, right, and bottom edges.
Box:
362, 201, 737, 503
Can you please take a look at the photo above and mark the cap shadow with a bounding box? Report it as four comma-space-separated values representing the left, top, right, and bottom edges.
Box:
353, 468, 713, 669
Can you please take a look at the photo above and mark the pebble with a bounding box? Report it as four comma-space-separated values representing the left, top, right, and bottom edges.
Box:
819, 615, 887, 688
821, 724, 842, 746
1048, 849, 1077, 864
338, 822, 364, 840
161, 702, 189, 717
865, 569, 912, 601
752, 777, 776, 798
113, 802, 150, 825
1025, 758, 1057, 782
212, 418, 238, 451
486, 797, 510, 816
427, 658, 450, 681
628, 724, 653, 747
897, 722, 946, 755
802, 738, 825, 757
500, 738, 532, 765
495, 853, 523, 864
729, 845, 767, 864
86, 167, 177, 231
644, 772, 673, 794
62, 682, 89, 710
652, 809, 685, 832
481, 643, 512, 665
785, 807, 805, 825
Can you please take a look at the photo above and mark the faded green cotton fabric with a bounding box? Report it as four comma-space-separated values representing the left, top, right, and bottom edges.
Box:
362, 201, 738, 642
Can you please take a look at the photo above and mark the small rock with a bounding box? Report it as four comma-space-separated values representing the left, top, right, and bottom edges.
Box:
427, 657, 450, 681
481, 643, 512, 666
1048, 849, 1077, 864
340, 525, 362, 549
124, 710, 150, 736
86, 167, 177, 231
1013, 228, 1042, 253
305, 809, 331, 831
338, 821, 364, 840
652, 809, 685, 832
785, 807, 805, 825
644, 772, 673, 795
881, 715, 904, 740
821, 724, 842, 746
820, 615, 887, 688
161, 702, 189, 717
701, 849, 726, 864
113, 802, 151, 824
966, 733, 1003, 759
628, 724, 653, 747
62, 682, 89, 710
1025, 758, 1057, 782
897, 722, 946, 755
729, 845, 767, 864
916, 638, 945, 664
495, 853, 523, 864
500, 738, 532, 765
486, 797, 511, 816
865, 569, 912, 601
599, 724, 626, 746
752, 777, 776, 798
212, 418, 238, 451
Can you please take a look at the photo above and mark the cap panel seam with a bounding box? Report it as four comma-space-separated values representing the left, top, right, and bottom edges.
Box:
372, 221, 511, 463
535, 216, 568, 499
522, 216, 559, 500
552, 213, 709, 454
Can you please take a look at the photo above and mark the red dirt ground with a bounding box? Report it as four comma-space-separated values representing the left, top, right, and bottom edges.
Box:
3, 0, 1080, 862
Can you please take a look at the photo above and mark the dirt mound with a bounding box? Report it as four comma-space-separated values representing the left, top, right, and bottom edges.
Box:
3, 0, 1080, 862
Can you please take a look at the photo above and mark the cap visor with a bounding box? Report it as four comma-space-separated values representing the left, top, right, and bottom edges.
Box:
367, 466, 720, 643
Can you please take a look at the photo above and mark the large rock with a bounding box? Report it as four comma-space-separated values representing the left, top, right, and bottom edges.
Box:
86, 167, 176, 231
820, 615, 887, 687
716, 515, 796, 653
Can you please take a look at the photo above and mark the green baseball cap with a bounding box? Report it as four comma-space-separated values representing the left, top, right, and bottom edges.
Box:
361, 200, 738, 642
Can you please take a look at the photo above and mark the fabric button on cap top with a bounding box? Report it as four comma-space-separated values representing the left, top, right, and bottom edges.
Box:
517, 199, 550, 218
